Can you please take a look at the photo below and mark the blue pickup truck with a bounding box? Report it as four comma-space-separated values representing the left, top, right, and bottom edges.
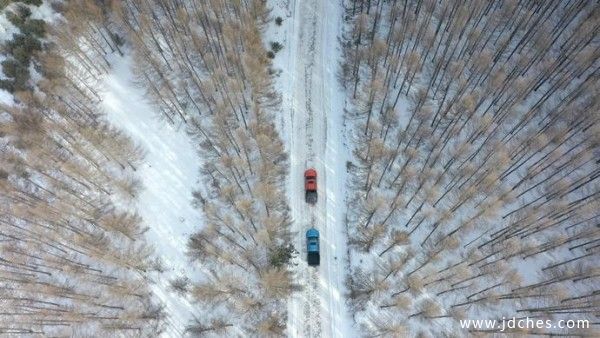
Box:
306, 228, 320, 266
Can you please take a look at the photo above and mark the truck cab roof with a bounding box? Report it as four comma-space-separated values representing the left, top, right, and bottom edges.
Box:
304, 168, 317, 178
306, 228, 320, 266
306, 228, 319, 253
306, 228, 319, 238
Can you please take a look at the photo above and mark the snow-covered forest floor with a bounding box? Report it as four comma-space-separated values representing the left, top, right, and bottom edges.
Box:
341, 0, 600, 337
100, 54, 203, 336
2, 0, 291, 336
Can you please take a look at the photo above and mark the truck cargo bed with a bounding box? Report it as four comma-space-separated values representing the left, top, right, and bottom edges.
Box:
305, 190, 318, 204
307, 252, 320, 266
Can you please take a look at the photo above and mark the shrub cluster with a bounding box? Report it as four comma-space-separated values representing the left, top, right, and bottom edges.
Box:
0, 0, 42, 9
0, 4, 45, 92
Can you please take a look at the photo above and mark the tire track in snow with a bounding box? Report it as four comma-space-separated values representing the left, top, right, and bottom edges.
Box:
304, 0, 317, 160
284, 0, 322, 336
301, 1, 322, 337
282, 0, 353, 337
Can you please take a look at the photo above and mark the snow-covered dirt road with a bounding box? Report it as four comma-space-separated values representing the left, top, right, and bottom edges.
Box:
274, 0, 354, 337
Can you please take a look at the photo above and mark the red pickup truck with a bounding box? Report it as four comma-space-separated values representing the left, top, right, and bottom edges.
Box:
305, 168, 317, 204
